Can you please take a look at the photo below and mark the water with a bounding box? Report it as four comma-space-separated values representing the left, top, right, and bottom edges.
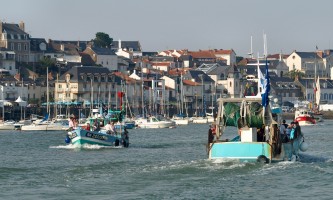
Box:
1, 121, 333, 200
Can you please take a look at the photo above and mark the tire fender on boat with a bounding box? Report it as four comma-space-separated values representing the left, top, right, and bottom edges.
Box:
257, 155, 269, 163
65, 135, 71, 144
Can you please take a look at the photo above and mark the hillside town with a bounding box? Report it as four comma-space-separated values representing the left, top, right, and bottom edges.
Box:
1, 20, 333, 121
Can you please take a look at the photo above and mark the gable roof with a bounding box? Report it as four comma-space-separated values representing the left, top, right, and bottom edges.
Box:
88, 46, 116, 55
1, 22, 27, 35
59, 66, 111, 82
294, 52, 321, 59
112, 41, 141, 51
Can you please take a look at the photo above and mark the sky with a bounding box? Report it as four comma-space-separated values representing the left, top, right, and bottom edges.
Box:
1, 0, 333, 57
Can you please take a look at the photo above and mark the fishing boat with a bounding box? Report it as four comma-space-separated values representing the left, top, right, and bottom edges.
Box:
135, 115, 175, 129
294, 108, 316, 126
66, 126, 128, 147
65, 108, 129, 147
208, 60, 307, 163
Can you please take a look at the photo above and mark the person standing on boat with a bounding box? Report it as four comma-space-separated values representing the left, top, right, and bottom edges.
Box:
85, 122, 91, 131
68, 117, 74, 131
208, 125, 214, 144
105, 121, 116, 135
293, 121, 303, 160
279, 120, 288, 143
93, 119, 100, 131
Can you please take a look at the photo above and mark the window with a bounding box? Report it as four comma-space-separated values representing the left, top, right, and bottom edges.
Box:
11, 43, 14, 50
24, 44, 27, 51
18, 43, 21, 51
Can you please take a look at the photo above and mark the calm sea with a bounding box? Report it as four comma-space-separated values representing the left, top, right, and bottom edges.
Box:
0, 121, 332, 200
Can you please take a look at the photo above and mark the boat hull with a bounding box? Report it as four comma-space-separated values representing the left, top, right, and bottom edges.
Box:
295, 116, 316, 126
0, 124, 15, 130
137, 122, 174, 129
67, 128, 123, 146
209, 141, 293, 162
21, 123, 67, 131
172, 119, 189, 125
192, 118, 208, 124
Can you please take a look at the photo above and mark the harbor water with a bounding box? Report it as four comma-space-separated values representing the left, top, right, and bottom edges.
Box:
1, 121, 333, 200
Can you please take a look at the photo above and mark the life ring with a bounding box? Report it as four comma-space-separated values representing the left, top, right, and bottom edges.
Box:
257, 155, 269, 163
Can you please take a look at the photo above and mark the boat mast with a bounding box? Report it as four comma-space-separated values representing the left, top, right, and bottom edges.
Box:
46, 67, 49, 119
141, 61, 145, 117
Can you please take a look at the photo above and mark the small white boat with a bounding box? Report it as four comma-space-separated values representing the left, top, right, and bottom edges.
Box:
171, 115, 189, 125
136, 115, 175, 129
192, 117, 208, 124
0, 120, 16, 130
21, 121, 68, 131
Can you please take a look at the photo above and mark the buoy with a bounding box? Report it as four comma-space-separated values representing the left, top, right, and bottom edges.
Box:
65, 136, 71, 144
299, 141, 308, 152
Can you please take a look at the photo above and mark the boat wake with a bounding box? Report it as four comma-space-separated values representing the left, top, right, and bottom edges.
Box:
50, 143, 123, 150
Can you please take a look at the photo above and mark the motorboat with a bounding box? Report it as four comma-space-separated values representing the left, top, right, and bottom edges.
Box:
294, 108, 316, 126
135, 115, 175, 129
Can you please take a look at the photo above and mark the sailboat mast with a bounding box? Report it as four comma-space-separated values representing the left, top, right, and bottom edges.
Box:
141, 62, 144, 117
46, 67, 49, 118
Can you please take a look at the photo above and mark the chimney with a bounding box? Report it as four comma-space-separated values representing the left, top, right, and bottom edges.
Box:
19, 21, 25, 31
118, 39, 121, 49
317, 51, 323, 58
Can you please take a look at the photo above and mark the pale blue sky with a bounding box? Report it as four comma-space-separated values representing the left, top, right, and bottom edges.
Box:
1, 0, 332, 57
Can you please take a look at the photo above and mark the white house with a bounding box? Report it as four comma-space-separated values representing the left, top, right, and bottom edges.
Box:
0, 50, 17, 75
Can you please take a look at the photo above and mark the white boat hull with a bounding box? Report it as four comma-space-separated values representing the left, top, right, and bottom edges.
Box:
0, 124, 15, 130
135, 116, 176, 129
137, 122, 175, 129
192, 118, 208, 124
21, 123, 67, 131
172, 119, 189, 125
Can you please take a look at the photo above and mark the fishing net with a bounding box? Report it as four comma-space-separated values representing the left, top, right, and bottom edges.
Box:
223, 102, 263, 128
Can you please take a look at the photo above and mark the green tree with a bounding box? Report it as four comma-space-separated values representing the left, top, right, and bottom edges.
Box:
39, 56, 56, 73
93, 32, 113, 48
285, 69, 305, 80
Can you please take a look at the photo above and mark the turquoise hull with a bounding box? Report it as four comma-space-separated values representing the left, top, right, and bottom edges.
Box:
209, 141, 295, 163
209, 142, 271, 162
67, 128, 124, 147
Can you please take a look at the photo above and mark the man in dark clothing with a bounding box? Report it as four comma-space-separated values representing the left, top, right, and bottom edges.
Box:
208, 126, 214, 144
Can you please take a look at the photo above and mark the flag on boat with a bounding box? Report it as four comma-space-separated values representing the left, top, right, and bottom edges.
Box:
257, 65, 265, 95
261, 59, 270, 107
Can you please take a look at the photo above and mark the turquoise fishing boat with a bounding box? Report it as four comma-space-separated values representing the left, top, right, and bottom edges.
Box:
65, 109, 129, 147
208, 62, 307, 163
66, 127, 128, 147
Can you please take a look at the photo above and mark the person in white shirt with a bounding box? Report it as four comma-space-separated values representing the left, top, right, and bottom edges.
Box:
105, 121, 116, 134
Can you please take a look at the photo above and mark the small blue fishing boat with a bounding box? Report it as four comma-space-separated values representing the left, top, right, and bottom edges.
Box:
66, 127, 128, 147
65, 109, 129, 147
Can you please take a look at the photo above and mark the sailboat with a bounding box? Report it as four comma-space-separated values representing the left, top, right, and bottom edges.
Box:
0, 100, 15, 130
312, 76, 323, 122
21, 68, 68, 131
172, 74, 189, 125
